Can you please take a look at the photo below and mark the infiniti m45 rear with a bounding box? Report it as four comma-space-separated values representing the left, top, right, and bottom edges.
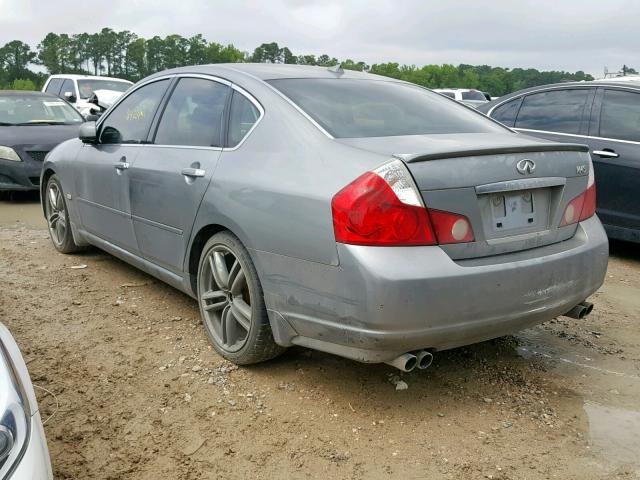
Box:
41, 64, 608, 370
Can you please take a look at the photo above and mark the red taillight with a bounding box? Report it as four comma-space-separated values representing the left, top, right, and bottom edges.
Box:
560, 159, 596, 226
332, 171, 436, 246
430, 209, 475, 244
331, 160, 474, 246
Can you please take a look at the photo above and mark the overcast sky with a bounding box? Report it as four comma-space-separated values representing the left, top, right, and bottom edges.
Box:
1, 0, 636, 77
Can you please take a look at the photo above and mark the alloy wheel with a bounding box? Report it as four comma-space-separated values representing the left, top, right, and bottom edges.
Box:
200, 246, 252, 352
46, 182, 66, 247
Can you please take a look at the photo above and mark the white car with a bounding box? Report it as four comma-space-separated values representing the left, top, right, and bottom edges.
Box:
0, 323, 53, 479
433, 88, 489, 108
42, 74, 132, 116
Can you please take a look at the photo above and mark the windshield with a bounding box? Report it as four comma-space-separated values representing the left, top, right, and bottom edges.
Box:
268, 79, 504, 138
461, 90, 487, 101
77, 79, 132, 99
0, 95, 84, 125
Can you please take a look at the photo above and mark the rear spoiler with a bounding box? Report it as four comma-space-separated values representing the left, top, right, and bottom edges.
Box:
395, 143, 590, 163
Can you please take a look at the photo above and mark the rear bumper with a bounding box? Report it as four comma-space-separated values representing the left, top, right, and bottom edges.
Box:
258, 216, 608, 363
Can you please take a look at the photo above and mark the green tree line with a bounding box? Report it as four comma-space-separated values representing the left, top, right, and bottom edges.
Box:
0, 28, 608, 95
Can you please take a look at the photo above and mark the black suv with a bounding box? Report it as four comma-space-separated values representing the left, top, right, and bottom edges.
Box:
478, 79, 640, 243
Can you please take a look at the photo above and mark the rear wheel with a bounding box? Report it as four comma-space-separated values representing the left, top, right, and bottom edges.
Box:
197, 231, 284, 365
45, 175, 82, 254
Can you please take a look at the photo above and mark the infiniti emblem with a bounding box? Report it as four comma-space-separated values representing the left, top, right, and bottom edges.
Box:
516, 158, 536, 175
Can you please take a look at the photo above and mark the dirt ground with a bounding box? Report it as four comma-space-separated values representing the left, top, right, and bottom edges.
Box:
1, 195, 639, 480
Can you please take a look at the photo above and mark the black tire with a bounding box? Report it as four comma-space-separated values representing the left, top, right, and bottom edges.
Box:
197, 231, 284, 365
44, 175, 83, 254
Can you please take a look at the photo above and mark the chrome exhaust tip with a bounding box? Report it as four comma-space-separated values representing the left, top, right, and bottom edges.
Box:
563, 301, 594, 320
385, 353, 418, 372
415, 350, 433, 369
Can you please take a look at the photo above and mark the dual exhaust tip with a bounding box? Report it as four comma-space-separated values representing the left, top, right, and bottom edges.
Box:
563, 301, 594, 320
385, 350, 433, 372
386, 301, 594, 372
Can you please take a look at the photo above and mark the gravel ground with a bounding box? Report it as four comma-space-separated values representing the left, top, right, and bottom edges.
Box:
1, 198, 639, 479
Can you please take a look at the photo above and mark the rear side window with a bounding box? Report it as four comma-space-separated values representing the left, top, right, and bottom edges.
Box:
599, 89, 640, 142
227, 91, 260, 147
100, 79, 169, 144
491, 99, 521, 127
45, 78, 63, 95
268, 79, 505, 138
515, 89, 590, 135
155, 78, 229, 147
439, 91, 456, 99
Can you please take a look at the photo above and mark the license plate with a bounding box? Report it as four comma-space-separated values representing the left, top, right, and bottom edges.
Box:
490, 191, 536, 231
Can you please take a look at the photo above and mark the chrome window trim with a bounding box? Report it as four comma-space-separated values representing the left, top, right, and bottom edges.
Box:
95, 73, 265, 151
486, 84, 598, 117
223, 66, 335, 139
222, 84, 265, 152
515, 127, 640, 146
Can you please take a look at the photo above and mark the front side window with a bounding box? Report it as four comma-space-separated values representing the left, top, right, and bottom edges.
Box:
268, 79, 505, 138
100, 79, 169, 145
77, 79, 132, 99
0, 94, 84, 125
154, 78, 229, 147
61, 79, 75, 100
515, 89, 591, 135
599, 89, 640, 142
227, 91, 260, 147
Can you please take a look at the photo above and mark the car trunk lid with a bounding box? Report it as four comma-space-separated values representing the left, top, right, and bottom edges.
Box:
337, 133, 591, 259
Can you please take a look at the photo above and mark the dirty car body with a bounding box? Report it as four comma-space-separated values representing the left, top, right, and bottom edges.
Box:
41, 64, 608, 366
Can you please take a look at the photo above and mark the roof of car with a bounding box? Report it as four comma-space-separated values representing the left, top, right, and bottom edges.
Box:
46, 74, 133, 83
150, 63, 389, 82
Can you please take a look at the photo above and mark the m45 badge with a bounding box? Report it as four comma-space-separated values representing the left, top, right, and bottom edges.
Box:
576, 164, 588, 175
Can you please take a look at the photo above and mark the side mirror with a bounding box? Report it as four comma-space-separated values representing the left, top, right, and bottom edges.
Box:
79, 122, 97, 144
63, 91, 77, 103
85, 114, 101, 122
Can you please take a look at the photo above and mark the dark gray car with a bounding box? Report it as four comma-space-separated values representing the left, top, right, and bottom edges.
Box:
478, 79, 640, 243
0, 91, 84, 192
41, 65, 608, 371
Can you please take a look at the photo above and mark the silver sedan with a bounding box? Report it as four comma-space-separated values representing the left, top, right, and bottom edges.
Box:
41, 64, 608, 371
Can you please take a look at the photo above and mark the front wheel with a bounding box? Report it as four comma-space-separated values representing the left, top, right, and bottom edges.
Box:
197, 231, 284, 365
44, 175, 82, 254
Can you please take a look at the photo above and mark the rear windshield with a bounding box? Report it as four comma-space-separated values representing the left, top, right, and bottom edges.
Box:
461, 90, 487, 101
77, 79, 132, 99
268, 79, 504, 138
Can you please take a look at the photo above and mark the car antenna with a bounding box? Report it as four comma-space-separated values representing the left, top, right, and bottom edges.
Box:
327, 63, 344, 76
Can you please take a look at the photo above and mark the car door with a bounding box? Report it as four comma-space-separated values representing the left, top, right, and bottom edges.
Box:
127, 76, 231, 274
584, 87, 640, 236
75, 78, 171, 253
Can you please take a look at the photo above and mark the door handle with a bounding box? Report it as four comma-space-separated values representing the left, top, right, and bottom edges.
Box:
181, 168, 206, 178
592, 150, 619, 159
114, 162, 130, 170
